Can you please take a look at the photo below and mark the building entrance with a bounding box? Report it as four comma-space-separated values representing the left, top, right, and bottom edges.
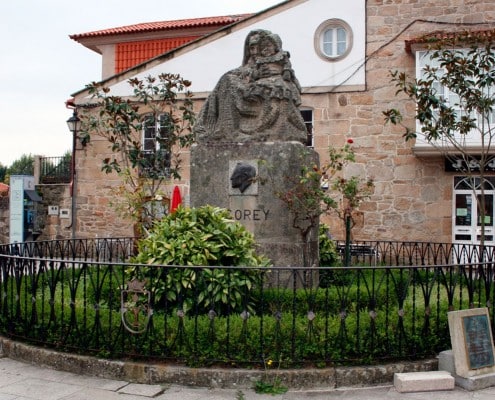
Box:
453, 176, 495, 245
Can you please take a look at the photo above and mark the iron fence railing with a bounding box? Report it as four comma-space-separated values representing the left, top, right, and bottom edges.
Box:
0, 238, 494, 367
39, 156, 71, 184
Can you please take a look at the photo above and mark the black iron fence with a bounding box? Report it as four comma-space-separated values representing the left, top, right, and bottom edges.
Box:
39, 156, 71, 184
0, 238, 493, 367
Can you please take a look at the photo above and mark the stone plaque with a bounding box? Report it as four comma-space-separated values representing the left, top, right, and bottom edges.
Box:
463, 314, 494, 370
448, 308, 495, 378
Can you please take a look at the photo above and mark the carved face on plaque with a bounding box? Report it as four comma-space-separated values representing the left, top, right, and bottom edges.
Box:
230, 162, 256, 193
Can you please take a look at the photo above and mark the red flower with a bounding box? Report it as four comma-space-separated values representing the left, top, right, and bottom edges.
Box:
347, 138, 354, 144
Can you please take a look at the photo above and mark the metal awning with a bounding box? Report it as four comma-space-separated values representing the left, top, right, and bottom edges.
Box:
24, 190, 42, 202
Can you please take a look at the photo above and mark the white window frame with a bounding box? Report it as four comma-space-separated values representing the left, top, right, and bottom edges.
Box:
314, 19, 353, 61
414, 50, 495, 152
453, 176, 495, 245
142, 115, 158, 153
141, 113, 172, 176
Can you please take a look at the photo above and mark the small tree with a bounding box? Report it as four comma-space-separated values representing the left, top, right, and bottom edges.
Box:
7, 154, 34, 176
277, 141, 374, 267
80, 74, 195, 234
3, 154, 35, 184
60, 150, 72, 173
384, 34, 495, 252
0, 163, 7, 183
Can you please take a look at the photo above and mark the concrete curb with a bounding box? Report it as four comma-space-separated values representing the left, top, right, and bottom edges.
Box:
0, 336, 438, 389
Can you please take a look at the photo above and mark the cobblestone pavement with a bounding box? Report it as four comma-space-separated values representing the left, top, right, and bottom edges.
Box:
0, 357, 494, 400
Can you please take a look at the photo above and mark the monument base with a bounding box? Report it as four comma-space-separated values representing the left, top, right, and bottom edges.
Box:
190, 141, 319, 270
439, 350, 495, 391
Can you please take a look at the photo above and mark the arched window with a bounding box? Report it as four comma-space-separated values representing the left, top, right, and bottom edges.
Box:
315, 19, 353, 61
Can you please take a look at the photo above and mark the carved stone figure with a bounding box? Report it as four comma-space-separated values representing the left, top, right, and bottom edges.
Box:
230, 162, 256, 193
194, 30, 307, 144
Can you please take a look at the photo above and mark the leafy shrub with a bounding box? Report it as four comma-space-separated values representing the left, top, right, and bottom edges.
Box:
319, 224, 341, 267
131, 205, 271, 314
318, 224, 354, 287
255, 273, 396, 317
8, 262, 453, 366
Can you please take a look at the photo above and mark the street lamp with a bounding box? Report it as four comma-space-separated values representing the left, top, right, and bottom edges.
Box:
66, 110, 81, 238
66, 111, 81, 134
66, 110, 81, 190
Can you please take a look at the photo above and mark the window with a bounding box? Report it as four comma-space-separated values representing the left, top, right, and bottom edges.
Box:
142, 116, 158, 153
141, 113, 172, 177
314, 19, 352, 61
418, 52, 472, 128
415, 50, 495, 147
453, 176, 495, 245
484, 86, 495, 125
300, 109, 314, 147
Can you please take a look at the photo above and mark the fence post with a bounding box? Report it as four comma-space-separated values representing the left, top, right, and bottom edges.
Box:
33, 155, 42, 185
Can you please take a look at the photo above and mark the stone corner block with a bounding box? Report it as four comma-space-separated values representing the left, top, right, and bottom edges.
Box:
393, 371, 454, 393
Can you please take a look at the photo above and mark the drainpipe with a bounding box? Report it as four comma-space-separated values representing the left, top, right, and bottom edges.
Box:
71, 128, 76, 239
66, 105, 81, 239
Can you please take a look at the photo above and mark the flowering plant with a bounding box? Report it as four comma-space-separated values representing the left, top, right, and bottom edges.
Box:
276, 139, 374, 264
254, 356, 287, 395
321, 139, 374, 230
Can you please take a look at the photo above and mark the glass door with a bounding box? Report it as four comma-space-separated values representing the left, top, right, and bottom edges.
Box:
453, 177, 495, 245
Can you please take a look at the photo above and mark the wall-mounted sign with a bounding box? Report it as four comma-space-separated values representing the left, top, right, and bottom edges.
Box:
60, 209, 70, 219
48, 205, 59, 216
445, 156, 495, 172
9, 176, 25, 243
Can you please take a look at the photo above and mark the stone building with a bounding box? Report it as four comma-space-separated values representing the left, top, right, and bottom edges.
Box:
68, 0, 495, 245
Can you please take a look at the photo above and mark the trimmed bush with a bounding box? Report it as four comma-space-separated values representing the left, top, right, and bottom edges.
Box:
130, 205, 271, 314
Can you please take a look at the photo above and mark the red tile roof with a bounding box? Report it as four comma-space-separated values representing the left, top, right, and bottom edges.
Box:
115, 37, 200, 73
0, 183, 9, 194
405, 28, 495, 53
70, 15, 250, 40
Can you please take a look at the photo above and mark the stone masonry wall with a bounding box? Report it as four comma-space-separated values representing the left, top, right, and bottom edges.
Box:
36, 185, 72, 240
75, 137, 134, 238
74, 125, 192, 239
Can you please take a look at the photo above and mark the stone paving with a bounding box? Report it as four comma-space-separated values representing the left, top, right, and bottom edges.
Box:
0, 357, 494, 400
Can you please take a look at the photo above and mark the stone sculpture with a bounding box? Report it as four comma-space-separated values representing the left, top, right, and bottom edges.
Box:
194, 29, 307, 143
230, 162, 256, 193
